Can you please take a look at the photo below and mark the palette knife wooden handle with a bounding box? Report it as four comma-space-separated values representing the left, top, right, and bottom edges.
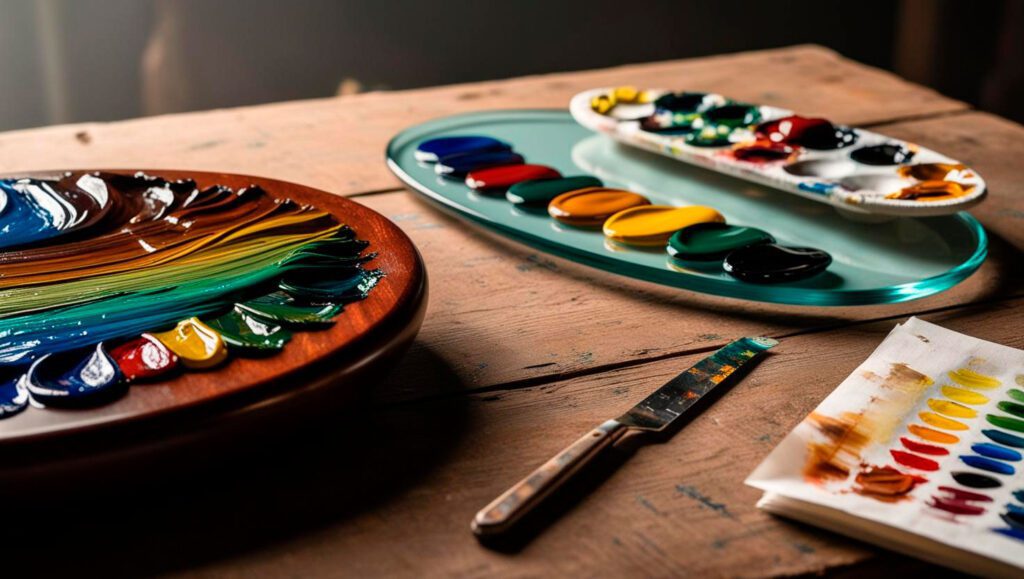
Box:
471, 419, 627, 536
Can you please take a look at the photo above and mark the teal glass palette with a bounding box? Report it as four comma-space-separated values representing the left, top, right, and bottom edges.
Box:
387, 110, 987, 306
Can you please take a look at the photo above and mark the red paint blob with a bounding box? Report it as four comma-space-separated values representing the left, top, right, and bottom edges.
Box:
756, 115, 831, 144
465, 165, 561, 191
732, 141, 795, 163
890, 449, 940, 471
929, 496, 986, 516
110, 334, 179, 381
900, 437, 949, 456
936, 486, 993, 502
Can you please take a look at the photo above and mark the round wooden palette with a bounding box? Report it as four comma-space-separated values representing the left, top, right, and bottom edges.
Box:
0, 170, 426, 453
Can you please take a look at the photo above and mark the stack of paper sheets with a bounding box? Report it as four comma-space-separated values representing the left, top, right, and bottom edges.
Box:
747, 318, 1024, 578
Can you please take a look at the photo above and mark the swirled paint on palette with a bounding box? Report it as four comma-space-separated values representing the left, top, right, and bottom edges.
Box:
0, 172, 383, 417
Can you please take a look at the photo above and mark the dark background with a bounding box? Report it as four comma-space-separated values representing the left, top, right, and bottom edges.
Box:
0, 0, 1020, 131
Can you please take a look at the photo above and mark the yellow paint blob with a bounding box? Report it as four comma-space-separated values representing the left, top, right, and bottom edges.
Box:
548, 188, 650, 227
151, 317, 228, 369
591, 94, 615, 114
927, 398, 977, 419
948, 368, 1001, 390
592, 86, 652, 113
940, 385, 989, 406
907, 424, 959, 444
602, 205, 725, 246
919, 411, 969, 431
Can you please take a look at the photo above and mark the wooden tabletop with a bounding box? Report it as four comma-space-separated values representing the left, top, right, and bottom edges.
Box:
2, 45, 1021, 577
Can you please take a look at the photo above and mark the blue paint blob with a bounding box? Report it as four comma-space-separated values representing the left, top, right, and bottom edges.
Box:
961, 455, 1016, 475
982, 429, 1024, 449
797, 182, 835, 196
1015, 489, 1024, 503
994, 527, 1024, 542
0, 179, 60, 248
24, 343, 127, 407
0, 367, 29, 418
414, 136, 510, 163
1007, 504, 1024, 516
435, 151, 524, 177
972, 442, 1023, 462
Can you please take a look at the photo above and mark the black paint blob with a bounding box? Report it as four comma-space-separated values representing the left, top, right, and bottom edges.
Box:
850, 144, 915, 165
951, 471, 1002, 489
722, 243, 831, 284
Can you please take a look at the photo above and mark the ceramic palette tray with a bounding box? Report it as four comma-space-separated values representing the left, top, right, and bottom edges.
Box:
570, 87, 986, 217
387, 110, 986, 306
0, 170, 425, 457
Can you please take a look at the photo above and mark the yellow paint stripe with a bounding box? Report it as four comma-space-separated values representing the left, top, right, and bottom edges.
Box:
940, 385, 989, 405
919, 411, 969, 431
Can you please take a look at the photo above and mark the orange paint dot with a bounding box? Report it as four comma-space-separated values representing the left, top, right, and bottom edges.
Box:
907, 424, 959, 444
548, 188, 650, 227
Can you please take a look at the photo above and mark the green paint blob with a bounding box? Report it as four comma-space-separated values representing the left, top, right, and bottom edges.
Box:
987, 414, 1024, 433
1007, 389, 1024, 403
703, 104, 761, 128
506, 176, 603, 205
685, 124, 734, 147
206, 309, 292, 355
668, 223, 775, 261
279, 269, 384, 302
236, 292, 342, 328
997, 401, 1024, 419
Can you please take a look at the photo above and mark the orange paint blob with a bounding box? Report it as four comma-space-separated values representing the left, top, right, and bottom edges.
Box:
802, 411, 872, 482
907, 424, 960, 444
548, 187, 650, 227
887, 180, 972, 201
897, 162, 970, 181
853, 464, 922, 502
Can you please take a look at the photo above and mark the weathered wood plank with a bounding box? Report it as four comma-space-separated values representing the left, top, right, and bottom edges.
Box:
0, 45, 963, 197
108, 303, 1018, 579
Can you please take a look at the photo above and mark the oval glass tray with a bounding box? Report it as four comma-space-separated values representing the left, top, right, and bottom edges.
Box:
386, 110, 986, 306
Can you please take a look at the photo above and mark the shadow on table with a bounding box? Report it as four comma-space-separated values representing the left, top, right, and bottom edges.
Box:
0, 343, 470, 578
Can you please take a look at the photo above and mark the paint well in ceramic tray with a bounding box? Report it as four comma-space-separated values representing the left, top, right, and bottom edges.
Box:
385, 110, 986, 306
570, 87, 987, 217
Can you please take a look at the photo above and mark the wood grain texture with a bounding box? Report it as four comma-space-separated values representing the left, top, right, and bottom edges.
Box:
99, 304, 1015, 579
0, 46, 964, 197
0, 45, 1013, 579
0, 170, 427, 449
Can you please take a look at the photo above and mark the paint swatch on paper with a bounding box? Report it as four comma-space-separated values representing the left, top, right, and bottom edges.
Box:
747, 318, 1024, 576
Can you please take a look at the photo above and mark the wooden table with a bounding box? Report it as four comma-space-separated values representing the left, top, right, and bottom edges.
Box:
2, 45, 1021, 577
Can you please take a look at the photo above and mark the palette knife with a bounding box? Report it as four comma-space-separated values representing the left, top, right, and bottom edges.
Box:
472, 336, 778, 536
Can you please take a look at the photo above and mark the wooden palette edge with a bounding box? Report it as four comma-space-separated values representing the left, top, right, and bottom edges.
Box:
0, 169, 427, 448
